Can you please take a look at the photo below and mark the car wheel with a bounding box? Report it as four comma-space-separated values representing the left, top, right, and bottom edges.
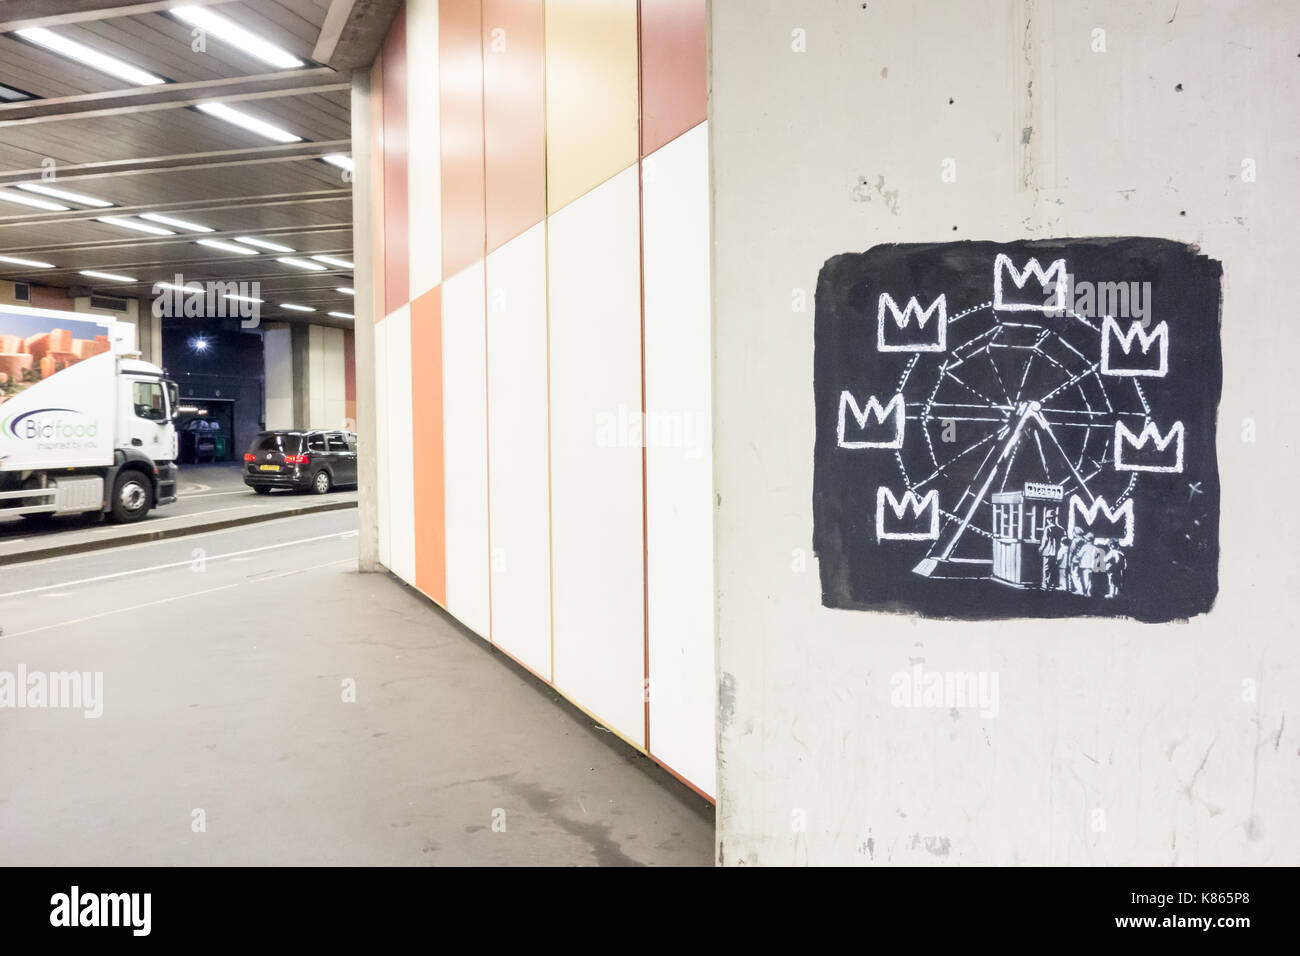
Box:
311, 469, 332, 495
253, 486, 272, 496
110, 471, 153, 523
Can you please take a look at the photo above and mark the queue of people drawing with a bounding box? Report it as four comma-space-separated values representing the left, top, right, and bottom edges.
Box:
1036, 513, 1126, 598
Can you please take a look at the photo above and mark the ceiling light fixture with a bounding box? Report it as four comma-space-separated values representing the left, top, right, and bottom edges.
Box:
196, 239, 259, 256
140, 212, 213, 232
0, 189, 69, 211
328, 312, 354, 319
15, 183, 112, 208
170, 6, 305, 70
313, 255, 354, 269
280, 303, 316, 312
97, 216, 174, 235
223, 292, 264, 304
16, 27, 165, 86
321, 154, 354, 172
155, 281, 206, 294
277, 256, 327, 272
235, 236, 294, 253
0, 254, 54, 269
196, 102, 301, 143
79, 269, 136, 282
335, 287, 355, 295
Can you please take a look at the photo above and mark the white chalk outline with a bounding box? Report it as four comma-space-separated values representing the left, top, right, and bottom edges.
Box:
837, 391, 905, 449
993, 253, 1067, 313
1114, 419, 1184, 473
877, 487, 941, 541
1100, 316, 1169, 377
1067, 494, 1134, 546
877, 293, 947, 352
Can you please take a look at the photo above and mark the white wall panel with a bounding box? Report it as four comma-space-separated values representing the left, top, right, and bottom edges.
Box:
442, 263, 492, 638
323, 326, 346, 429
406, 0, 443, 301
263, 325, 293, 430
642, 122, 715, 795
385, 305, 416, 583
374, 318, 393, 570
547, 165, 645, 744
486, 221, 552, 678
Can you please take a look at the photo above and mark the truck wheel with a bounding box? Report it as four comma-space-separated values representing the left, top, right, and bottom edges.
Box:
110, 471, 153, 523
311, 469, 332, 495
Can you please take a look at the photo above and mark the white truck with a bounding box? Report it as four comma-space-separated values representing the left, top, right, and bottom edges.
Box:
0, 303, 178, 524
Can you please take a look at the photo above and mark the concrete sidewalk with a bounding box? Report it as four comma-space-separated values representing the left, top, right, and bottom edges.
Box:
0, 524, 714, 866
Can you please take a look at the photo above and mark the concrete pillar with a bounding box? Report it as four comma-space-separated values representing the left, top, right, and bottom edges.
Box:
352, 68, 381, 573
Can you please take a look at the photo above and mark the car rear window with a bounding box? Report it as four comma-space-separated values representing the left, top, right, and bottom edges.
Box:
250, 433, 301, 453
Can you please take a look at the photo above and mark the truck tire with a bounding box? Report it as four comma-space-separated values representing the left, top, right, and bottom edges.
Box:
311, 469, 331, 495
110, 471, 153, 523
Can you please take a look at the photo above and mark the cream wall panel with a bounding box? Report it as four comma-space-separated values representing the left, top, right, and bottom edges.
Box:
547, 166, 645, 743
486, 221, 552, 678
442, 263, 492, 638
407, 0, 443, 300
642, 121, 715, 795
375, 318, 393, 570
385, 305, 417, 583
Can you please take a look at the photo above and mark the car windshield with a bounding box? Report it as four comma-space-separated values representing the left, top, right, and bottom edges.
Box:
250, 433, 301, 454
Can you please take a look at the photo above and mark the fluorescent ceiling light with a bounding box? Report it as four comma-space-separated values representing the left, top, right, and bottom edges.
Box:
313, 255, 354, 269
197, 239, 258, 256
170, 7, 304, 70
16, 27, 165, 86
328, 312, 354, 319
0, 254, 54, 268
140, 212, 212, 232
335, 287, 355, 295
196, 102, 300, 143
321, 154, 353, 172
280, 303, 315, 312
16, 182, 112, 208
277, 256, 327, 272
155, 281, 205, 293
0, 83, 33, 102
235, 236, 294, 253
0, 189, 69, 211
79, 269, 136, 282
223, 292, 264, 304
98, 215, 174, 235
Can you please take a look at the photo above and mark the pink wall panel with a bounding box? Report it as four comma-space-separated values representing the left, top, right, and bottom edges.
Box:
382, 7, 410, 315
440, 0, 488, 280
639, 0, 707, 156
483, 0, 546, 254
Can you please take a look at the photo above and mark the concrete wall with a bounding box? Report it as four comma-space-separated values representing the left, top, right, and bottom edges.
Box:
263, 322, 354, 432
711, 0, 1299, 864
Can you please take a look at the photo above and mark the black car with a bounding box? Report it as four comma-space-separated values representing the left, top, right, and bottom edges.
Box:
243, 430, 357, 495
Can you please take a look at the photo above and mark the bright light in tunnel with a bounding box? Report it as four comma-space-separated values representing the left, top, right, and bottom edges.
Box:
79, 270, 136, 282
328, 312, 354, 319
280, 303, 316, 312
277, 257, 327, 272
16, 182, 113, 207
0, 189, 69, 211
235, 236, 294, 253
16, 27, 165, 86
321, 154, 353, 173
312, 255, 354, 269
335, 287, 355, 296
97, 216, 174, 235
196, 102, 301, 143
170, 7, 304, 70
0, 254, 55, 268
197, 239, 259, 256
141, 212, 213, 232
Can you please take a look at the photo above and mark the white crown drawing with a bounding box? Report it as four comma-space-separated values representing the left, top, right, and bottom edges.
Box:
837, 391, 905, 449
877, 293, 946, 352
1114, 420, 1185, 473
993, 253, 1067, 313
876, 487, 940, 541
1101, 317, 1169, 377
1067, 495, 1134, 546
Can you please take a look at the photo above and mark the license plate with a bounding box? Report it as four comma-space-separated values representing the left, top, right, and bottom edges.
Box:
258, 464, 280, 472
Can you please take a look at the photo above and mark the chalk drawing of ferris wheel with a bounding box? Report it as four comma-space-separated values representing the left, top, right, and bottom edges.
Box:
882, 256, 1165, 585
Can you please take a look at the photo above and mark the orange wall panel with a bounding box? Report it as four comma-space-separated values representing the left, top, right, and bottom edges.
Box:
382, 7, 410, 315
411, 286, 447, 604
483, 0, 546, 254
440, 0, 487, 280
640, 0, 707, 156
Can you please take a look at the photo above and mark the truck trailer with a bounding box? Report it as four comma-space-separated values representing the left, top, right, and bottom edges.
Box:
0, 303, 178, 524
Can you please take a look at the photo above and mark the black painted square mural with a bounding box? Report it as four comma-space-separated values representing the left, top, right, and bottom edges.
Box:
812, 239, 1222, 623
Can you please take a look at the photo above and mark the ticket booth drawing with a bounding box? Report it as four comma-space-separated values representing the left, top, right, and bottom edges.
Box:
991, 483, 1064, 587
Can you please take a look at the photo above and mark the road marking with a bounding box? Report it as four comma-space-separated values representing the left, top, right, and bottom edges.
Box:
0, 558, 353, 641
0, 530, 356, 599
0, 509, 357, 568
179, 489, 255, 499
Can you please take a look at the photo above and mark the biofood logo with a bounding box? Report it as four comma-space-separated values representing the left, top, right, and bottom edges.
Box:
3, 407, 99, 447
